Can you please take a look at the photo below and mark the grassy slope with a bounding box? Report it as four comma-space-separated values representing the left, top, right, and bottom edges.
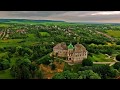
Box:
91, 53, 114, 62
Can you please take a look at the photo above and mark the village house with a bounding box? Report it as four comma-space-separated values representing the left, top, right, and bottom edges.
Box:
53, 42, 88, 63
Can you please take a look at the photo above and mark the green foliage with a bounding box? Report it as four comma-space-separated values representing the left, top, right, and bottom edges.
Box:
37, 54, 52, 65
116, 54, 120, 61
52, 73, 65, 79
0, 59, 10, 70
113, 62, 120, 70
92, 65, 113, 79
10, 58, 41, 79
52, 70, 101, 79
78, 70, 101, 79
50, 63, 56, 70
82, 58, 93, 66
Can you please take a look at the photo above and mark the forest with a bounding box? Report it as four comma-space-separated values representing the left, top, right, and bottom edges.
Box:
0, 20, 120, 79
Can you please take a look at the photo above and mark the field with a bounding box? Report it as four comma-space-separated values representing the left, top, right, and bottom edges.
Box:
39, 32, 50, 36
91, 53, 114, 62
0, 39, 40, 47
0, 39, 23, 47
106, 30, 120, 38
0, 24, 10, 27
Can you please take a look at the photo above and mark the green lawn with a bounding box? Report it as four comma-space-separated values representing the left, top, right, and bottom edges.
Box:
0, 24, 10, 27
0, 69, 14, 79
91, 53, 114, 62
27, 34, 35, 38
0, 39, 39, 47
0, 39, 24, 47
106, 30, 120, 38
39, 32, 50, 36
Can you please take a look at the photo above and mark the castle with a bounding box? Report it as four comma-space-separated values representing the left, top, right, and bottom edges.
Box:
53, 42, 88, 63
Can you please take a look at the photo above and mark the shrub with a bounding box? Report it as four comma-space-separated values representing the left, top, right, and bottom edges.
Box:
113, 62, 120, 70
116, 54, 120, 61
82, 58, 93, 66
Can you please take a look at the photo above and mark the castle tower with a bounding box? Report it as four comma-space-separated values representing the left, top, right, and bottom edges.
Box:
67, 43, 74, 61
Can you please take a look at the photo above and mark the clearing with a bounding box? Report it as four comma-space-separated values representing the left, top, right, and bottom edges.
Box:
106, 30, 120, 38
91, 53, 114, 62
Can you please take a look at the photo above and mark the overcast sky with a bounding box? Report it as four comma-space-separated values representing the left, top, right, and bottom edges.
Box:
0, 11, 120, 23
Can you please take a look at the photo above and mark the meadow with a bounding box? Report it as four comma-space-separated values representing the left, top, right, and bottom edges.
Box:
106, 30, 120, 38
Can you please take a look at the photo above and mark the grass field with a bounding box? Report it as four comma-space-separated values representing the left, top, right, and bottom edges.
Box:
27, 34, 36, 40
0, 24, 10, 27
91, 53, 114, 62
39, 32, 50, 36
0, 69, 14, 79
0, 39, 39, 47
106, 30, 120, 38
0, 39, 24, 47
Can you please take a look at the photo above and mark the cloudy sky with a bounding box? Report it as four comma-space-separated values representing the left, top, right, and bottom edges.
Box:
0, 11, 120, 23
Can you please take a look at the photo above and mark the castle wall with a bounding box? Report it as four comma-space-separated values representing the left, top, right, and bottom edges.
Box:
53, 49, 67, 57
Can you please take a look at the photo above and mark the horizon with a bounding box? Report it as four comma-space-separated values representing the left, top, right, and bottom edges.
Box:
0, 11, 120, 23
0, 18, 120, 24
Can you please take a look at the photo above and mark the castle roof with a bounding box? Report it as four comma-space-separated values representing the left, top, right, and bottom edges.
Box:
53, 42, 67, 50
74, 43, 87, 52
68, 43, 74, 49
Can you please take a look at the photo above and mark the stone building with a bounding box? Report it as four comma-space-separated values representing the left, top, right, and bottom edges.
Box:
53, 42, 88, 63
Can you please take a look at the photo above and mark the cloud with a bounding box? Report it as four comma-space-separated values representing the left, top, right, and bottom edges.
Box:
91, 11, 120, 15
0, 11, 120, 23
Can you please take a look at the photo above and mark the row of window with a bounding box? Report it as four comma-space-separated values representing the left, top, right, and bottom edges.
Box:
68, 54, 87, 57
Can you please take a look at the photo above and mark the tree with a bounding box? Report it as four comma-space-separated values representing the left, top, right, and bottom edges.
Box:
113, 62, 120, 70
50, 63, 56, 70
63, 70, 79, 79
92, 65, 112, 79
0, 59, 10, 70
37, 54, 52, 65
116, 54, 120, 61
78, 70, 101, 79
35, 70, 43, 79
82, 58, 93, 66
10, 58, 32, 79
52, 73, 65, 79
